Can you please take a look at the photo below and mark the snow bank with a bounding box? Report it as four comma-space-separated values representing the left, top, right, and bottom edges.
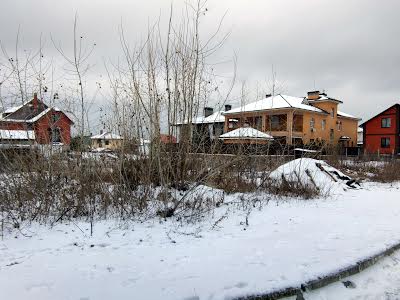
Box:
1, 183, 400, 300
269, 158, 358, 193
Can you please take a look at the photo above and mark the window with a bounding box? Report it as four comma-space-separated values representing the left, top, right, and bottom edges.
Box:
49, 128, 61, 143
254, 116, 263, 130
381, 137, 390, 148
271, 116, 280, 129
105, 140, 110, 146
321, 119, 326, 130
52, 114, 60, 123
330, 129, 334, 143
266, 114, 287, 131
337, 121, 342, 131
310, 118, 315, 131
331, 108, 335, 118
292, 114, 303, 132
381, 118, 391, 128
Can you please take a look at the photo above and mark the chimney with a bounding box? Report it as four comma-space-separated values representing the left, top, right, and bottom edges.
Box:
265, 94, 272, 98
100, 129, 104, 134
32, 93, 39, 110
224, 104, 232, 111
307, 91, 320, 100
204, 107, 213, 118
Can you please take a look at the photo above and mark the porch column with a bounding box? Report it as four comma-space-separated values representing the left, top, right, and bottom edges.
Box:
287, 111, 294, 145
262, 114, 266, 132
224, 117, 229, 133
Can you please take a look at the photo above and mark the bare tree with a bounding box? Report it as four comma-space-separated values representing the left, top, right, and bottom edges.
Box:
52, 13, 96, 142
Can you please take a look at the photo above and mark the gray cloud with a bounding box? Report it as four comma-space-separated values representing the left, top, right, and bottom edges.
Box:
1, 0, 400, 126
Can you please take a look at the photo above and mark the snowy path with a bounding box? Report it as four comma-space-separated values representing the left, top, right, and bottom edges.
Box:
298, 249, 400, 299
1, 183, 400, 300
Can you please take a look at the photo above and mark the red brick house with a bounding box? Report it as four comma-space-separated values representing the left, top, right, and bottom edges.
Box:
361, 104, 400, 155
0, 93, 74, 145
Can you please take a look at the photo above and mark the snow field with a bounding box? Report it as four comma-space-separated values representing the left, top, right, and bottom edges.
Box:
1, 181, 400, 300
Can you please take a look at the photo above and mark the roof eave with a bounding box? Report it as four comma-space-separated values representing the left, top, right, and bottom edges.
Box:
224, 107, 328, 115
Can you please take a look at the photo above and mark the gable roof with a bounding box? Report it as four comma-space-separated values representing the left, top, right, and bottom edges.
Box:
91, 132, 123, 140
360, 103, 400, 126
1, 97, 74, 124
2, 98, 48, 121
219, 127, 274, 140
223, 94, 327, 115
337, 111, 361, 120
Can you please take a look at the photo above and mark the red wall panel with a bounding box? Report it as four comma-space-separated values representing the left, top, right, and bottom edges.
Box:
363, 105, 399, 155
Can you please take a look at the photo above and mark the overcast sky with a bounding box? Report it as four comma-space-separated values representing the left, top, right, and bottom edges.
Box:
1, 0, 400, 127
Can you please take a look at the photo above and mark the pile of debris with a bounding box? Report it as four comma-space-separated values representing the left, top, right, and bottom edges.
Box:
270, 158, 360, 193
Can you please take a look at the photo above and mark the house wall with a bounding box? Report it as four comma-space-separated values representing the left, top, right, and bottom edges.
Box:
0, 110, 72, 145
302, 111, 330, 144
34, 112, 72, 145
302, 112, 357, 145
91, 139, 123, 150
363, 105, 399, 155
224, 106, 358, 146
338, 117, 359, 146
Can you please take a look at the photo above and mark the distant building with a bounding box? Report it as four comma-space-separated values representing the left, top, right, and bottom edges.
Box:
0, 93, 74, 147
159, 134, 177, 144
0, 129, 36, 148
174, 105, 236, 144
222, 91, 360, 147
90, 131, 123, 150
361, 104, 400, 155
357, 127, 363, 146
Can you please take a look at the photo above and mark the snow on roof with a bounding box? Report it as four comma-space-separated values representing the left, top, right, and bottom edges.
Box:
0, 129, 35, 140
219, 127, 273, 140
307, 94, 343, 103
223, 94, 327, 115
294, 148, 319, 153
357, 127, 363, 133
4, 104, 24, 114
339, 136, 351, 140
337, 111, 360, 120
1, 106, 74, 124
203, 111, 225, 123
2, 98, 36, 115
175, 111, 226, 125
91, 132, 123, 140
1, 107, 53, 123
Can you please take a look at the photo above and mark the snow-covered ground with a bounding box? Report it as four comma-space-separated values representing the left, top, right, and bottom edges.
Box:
297, 249, 400, 299
1, 181, 400, 300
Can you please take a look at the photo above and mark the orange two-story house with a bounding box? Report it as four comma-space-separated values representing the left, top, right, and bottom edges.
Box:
222, 91, 360, 146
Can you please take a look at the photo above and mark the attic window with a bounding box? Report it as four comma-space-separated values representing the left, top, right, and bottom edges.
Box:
52, 114, 60, 123
331, 108, 335, 118
381, 118, 391, 128
310, 118, 315, 130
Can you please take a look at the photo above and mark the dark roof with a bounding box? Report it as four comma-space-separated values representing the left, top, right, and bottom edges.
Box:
360, 103, 400, 126
2, 98, 48, 121
1, 97, 74, 125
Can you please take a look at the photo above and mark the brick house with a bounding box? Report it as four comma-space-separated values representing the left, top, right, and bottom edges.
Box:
222, 91, 360, 147
361, 104, 400, 155
0, 93, 74, 146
